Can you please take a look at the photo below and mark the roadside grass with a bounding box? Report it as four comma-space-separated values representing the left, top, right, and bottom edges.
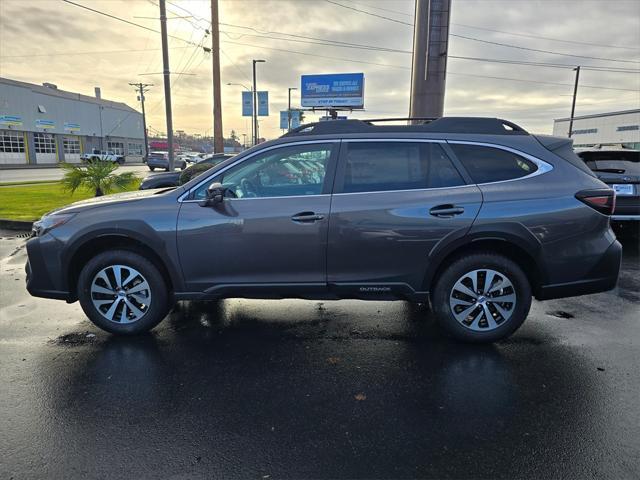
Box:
0, 181, 140, 222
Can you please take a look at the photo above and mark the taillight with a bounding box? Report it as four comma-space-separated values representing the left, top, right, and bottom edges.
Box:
576, 189, 616, 215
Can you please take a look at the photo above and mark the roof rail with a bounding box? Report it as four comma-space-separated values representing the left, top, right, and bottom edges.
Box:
283, 117, 529, 137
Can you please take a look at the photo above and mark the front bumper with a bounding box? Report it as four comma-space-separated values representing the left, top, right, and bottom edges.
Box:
537, 239, 622, 300
25, 236, 73, 301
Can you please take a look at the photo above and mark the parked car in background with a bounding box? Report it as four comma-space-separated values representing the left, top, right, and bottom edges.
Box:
181, 152, 206, 165
139, 153, 234, 189
80, 149, 125, 165
577, 147, 639, 224
25, 117, 621, 342
147, 151, 187, 171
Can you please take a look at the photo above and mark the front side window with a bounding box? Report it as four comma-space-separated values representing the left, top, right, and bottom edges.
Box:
340, 141, 465, 193
193, 143, 333, 200
449, 144, 537, 184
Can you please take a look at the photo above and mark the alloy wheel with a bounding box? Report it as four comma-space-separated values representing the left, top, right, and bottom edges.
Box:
449, 269, 516, 331
90, 265, 152, 324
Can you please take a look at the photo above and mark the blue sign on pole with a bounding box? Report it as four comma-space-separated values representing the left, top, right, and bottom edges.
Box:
257, 91, 269, 116
279, 111, 289, 130
301, 73, 364, 108
291, 110, 301, 128
241, 91, 252, 117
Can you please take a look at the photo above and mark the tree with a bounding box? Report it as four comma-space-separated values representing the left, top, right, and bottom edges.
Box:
229, 129, 239, 142
61, 161, 138, 197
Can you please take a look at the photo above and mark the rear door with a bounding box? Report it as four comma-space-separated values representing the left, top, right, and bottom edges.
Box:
327, 139, 483, 296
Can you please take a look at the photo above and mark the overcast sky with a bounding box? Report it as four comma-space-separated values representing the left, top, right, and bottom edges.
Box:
1, 0, 639, 140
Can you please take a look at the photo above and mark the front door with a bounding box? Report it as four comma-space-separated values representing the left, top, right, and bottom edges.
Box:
177, 141, 338, 294
327, 140, 483, 296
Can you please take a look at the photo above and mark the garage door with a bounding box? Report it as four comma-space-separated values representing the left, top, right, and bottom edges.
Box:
63, 136, 81, 163
34, 132, 58, 164
0, 130, 27, 165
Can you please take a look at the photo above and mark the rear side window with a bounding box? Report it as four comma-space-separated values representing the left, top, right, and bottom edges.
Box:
341, 142, 465, 193
449, 144, 537, 183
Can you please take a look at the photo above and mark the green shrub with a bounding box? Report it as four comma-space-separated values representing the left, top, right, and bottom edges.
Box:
179, 163, 215, 185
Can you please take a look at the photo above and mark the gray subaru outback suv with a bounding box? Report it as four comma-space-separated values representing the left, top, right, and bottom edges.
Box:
25, 117, 621, 342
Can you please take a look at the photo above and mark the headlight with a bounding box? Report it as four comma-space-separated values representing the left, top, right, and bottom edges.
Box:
32, 213, 76, 237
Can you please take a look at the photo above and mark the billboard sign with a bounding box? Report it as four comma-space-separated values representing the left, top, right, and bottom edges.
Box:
301, 73, 364, 108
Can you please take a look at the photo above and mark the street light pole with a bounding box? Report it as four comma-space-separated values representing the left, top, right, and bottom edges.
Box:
288, 87, 297, 131
568, 66, 581, 138
252, 59, 265, 146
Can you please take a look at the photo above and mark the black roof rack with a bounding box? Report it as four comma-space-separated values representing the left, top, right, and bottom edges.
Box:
283, 117, 529, 137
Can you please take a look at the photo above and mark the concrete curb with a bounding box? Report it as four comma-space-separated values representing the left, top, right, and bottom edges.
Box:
0, 219, 33, 231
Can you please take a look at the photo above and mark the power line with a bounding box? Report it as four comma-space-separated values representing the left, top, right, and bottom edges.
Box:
448, 55, 640, 73
219, 29, 411, 54
60, 0, 201, 47
324, 0, 413, 26
451, 33, 640, 65
0, 46, 193, 58
324, 0, 640, 64
339, 0, 639, 51
221, 39, 411, 70
452, 23, 640, 51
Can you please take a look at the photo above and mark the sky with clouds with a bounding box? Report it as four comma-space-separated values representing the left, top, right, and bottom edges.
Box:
1, 0, 638, 140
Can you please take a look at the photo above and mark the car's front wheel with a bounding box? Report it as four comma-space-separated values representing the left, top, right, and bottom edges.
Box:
77, 250, 170, 335
431, 253, 531, 343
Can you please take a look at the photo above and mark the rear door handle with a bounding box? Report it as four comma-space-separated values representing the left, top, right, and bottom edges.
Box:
429, 205, 465, 217
291, 211, 325, 222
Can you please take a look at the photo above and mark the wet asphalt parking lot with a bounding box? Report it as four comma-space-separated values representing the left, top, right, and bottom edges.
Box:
0, 230, 639, 479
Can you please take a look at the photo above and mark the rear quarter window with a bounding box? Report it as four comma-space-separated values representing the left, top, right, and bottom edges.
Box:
449, 144, 537, 183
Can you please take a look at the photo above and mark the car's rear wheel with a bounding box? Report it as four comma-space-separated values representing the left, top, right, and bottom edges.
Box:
77, 250, 170, 335
117, 158, 125, 165
431, 253, 531, 343
149, 167, 155, 171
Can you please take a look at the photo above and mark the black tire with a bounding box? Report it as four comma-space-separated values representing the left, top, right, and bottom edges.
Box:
117, 158, 125, 165
149, 167, 155, 171
77, 250, 171, 335
431, 252, 532, 343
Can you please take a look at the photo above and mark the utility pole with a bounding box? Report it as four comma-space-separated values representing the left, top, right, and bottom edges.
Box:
568, 66, 581, 138
129, 82, 152, 160
288, 87, 297, 131
252, 59, 265, 145
159, 0, 174, 170
211, 0, 224, 153
409, 0, 451, 120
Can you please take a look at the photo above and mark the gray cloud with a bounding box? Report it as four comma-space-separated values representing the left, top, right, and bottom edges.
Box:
1, 0, 638, 138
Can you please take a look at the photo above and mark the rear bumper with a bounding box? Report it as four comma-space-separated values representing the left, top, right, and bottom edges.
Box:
537, 239, 622, 300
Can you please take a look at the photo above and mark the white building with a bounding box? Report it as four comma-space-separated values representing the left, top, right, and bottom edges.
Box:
0, 77, 145, 166
553, 109, 640, 150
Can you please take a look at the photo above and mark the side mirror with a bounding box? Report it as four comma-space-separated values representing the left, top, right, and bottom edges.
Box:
199, 182, 227, 207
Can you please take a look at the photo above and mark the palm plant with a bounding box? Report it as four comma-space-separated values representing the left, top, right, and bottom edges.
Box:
61, 161, 138, 197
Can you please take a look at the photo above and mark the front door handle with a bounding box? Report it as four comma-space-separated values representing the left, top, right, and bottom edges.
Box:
429, 204, 465, 218
291, 211, 325, 222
